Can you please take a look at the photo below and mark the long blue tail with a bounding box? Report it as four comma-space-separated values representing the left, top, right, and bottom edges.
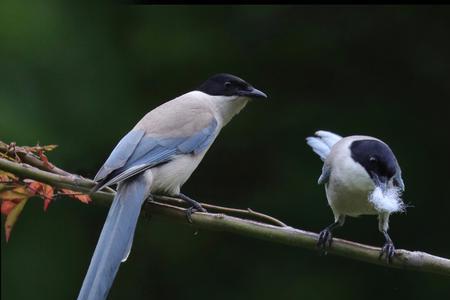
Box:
77, 175, 150, 300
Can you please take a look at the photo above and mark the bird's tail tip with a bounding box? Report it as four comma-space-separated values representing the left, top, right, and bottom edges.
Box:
306, 130, 343, 161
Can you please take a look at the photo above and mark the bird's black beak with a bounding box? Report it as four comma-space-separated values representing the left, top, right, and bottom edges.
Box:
372, 173, 389, 193
239, 87, 268, 99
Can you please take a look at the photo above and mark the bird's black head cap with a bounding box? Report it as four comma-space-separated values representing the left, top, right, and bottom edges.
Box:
197, 73, 267, 99
350, 139, 400, 184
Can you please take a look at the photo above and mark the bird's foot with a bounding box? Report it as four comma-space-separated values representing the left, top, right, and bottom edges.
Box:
317, 228, 333, 255
186, 204, 207, 223
177, 193, 207, 223
379, 241, 395, 263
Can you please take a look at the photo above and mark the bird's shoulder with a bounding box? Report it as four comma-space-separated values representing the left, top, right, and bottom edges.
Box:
134, 91, 216, 136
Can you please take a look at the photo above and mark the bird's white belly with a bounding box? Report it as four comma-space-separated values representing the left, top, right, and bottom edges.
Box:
326, 185, 377, 216
326, 162, 378, 217
149, 152, 206, 195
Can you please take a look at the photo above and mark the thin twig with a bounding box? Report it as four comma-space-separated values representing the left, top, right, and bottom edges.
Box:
153, 195, 287, 227
1, 157, 449, 277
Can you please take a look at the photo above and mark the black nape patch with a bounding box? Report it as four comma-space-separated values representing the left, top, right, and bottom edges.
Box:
197, 73, 253, 97
350, 139, 399, 181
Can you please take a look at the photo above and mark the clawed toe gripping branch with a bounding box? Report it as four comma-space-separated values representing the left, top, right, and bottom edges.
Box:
0, 142, 449, 277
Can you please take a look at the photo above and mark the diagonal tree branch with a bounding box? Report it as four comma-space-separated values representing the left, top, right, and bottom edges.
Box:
0, 157, 449, 277
0, 141, 71, 176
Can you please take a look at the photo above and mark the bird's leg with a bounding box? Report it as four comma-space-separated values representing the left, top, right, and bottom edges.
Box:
379, 230, 395, 263
317, 215, 345, 255
177, 193, 207, 223
378, 213, 395, 263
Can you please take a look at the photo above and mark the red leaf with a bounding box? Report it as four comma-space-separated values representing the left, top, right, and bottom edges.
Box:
4, 198, 28, 242
23, 179, 55, 211
25, 180, 42, 195
0, 185, 33, 202
60, 188, 91, 204
0, 184, 33, 241
1, 201, 16, 215
41, 184, 54, 211
38, 149, 54, 170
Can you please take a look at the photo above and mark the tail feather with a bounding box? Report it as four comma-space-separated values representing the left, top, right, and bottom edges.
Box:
78, 174, 150, 300
121, 234, 134, 263
306, 130, 342, 161
315, 131, 342, 148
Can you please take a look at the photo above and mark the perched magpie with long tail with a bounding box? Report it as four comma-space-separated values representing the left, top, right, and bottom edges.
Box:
78, 73, 267, 300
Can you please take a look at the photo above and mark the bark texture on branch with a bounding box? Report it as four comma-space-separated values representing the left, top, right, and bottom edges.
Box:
1, 157, 449, 277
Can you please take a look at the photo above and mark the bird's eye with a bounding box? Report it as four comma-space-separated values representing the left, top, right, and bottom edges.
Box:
369, 157, 377, 163
224, 81, 232, 88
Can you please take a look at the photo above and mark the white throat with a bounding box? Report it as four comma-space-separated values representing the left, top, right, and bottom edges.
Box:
205, 94, 249, 126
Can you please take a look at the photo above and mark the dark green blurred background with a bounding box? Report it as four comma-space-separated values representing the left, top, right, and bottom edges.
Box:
1, 4, 450, 300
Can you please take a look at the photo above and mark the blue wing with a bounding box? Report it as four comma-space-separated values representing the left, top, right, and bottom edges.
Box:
93, 118, 218, 191
94, 130, 146, 182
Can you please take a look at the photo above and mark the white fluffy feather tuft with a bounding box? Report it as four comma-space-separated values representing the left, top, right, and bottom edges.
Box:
369, 186, 406, 214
